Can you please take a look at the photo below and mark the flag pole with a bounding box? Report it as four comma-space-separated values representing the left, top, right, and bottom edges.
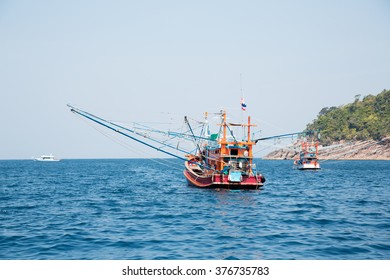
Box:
240, 74, 245, 139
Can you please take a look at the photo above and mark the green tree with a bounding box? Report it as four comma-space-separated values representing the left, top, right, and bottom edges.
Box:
306, 90, 390, 144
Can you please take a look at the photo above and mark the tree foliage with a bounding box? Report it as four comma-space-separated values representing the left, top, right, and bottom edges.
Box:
306, 89, 390, 145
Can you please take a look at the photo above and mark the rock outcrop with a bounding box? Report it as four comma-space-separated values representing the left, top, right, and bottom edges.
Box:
263, 137, 390, 160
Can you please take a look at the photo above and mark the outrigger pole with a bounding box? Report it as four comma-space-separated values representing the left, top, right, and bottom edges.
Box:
132, 123, 215, 142
67, 104, 188, 161
253, 130, 320, 143
184, 116, 202, 154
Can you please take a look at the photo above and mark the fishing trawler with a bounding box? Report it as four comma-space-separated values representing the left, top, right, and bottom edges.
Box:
183, 111, 265, 189
67, 105, 265, 189
294, 141, 320, 170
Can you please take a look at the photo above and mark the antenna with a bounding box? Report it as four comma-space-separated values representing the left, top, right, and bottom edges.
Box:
240, 73, 244, 97
240, 73, 246, 138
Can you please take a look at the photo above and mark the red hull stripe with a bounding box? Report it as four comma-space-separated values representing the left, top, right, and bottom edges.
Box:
183, 170, 212, 187
183, 170, 263, 189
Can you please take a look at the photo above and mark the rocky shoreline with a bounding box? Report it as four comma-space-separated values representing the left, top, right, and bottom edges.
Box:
263, 137, 390, 160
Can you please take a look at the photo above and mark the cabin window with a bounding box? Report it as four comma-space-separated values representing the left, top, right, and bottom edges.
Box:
230, 149, 238, 156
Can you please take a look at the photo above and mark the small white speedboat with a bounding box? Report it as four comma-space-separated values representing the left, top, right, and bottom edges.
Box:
34, 154, 61, 162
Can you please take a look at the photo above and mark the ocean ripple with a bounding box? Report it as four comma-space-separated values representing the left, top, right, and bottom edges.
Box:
0, 159, 389, 259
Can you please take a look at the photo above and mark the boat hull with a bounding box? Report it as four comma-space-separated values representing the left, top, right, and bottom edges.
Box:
183, 162, 264, 189
34, 154, 60, 162
295, 162, 320, 170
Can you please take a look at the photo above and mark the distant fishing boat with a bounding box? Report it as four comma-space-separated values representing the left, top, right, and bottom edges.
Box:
34, 154, 60, 162
294, 141, 320, 170
67, 105, 266, 189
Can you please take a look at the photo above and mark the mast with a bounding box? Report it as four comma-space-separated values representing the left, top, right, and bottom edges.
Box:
222, 110, 227, 143
247, 116, 251, 142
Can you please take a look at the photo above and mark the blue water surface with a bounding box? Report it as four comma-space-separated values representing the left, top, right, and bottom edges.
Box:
0, 159, 389, 259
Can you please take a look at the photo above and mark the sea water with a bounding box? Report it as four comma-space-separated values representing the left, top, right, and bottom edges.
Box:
0, 159, 389, 260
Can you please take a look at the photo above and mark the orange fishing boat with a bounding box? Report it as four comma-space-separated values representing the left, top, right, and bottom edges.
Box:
68, 105, 265, 189
183, 111, 265, 189
293, 140, 321, 170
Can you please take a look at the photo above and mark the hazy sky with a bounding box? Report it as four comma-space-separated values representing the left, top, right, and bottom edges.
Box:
1, 0, 389, 159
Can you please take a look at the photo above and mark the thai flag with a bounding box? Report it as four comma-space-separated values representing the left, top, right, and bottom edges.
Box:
240, 98, 247, 111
